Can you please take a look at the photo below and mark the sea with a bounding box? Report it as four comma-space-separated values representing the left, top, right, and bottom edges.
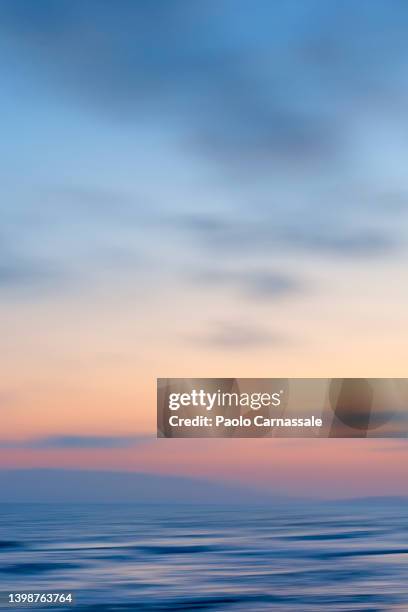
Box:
0, 502, 407, 611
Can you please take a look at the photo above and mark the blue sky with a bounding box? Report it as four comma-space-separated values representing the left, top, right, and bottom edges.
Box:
1, 0, 408, 307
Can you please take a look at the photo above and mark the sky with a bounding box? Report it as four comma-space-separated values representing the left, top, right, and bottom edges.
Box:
1, 0, 408, 499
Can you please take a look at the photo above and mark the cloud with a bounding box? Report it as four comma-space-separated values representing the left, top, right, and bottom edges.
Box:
177, 211, 396, 258
193, 268, 301, 300
0, 434, 153, 449
1, 0, 406, 169
0, 0, 344, 175
0, 250, 65, 293
279, 226, 396, 257
0, 0, 386, 169
198, 322, 286, 349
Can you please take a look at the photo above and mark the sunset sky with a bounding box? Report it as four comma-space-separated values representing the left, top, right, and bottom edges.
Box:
1, 0, 408, 498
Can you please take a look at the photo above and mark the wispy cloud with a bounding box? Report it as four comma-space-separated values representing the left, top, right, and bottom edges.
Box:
192, 268, 301, 301
176, 211, 397, 258
196, 322, 286, 349
0, 435, 153, 450
0, 249, 65, 294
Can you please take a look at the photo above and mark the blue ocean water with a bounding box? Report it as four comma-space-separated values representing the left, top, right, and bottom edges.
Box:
0, 503, 407, 611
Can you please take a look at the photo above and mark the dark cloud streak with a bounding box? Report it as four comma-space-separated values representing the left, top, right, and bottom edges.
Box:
197, 322, 286, 349
193, 268, 301, 300
0, 434, 153, 450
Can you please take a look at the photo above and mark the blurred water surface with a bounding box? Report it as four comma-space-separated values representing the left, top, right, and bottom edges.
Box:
0, 503, 407, 611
